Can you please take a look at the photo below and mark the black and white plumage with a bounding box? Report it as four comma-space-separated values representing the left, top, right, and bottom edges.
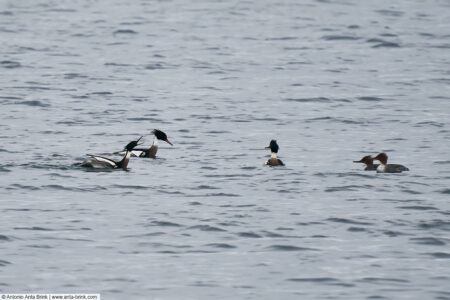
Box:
82, 137, 143, 169
372, 152, 409, 173
265, 140, 285, 166
131, 129, 173, 158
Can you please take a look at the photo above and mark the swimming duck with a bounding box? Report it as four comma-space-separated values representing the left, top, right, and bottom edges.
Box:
82, 136, 142, 169
372, 152, 409, 173
265, 140, 285, 166
131, 129, 173, 158
353, 155, 379, 170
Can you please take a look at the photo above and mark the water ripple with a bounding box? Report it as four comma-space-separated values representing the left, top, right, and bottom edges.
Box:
410, 237, 446, 246
326, 218, 373, 226
265, 245, 317, 252
187, 225, 226, 232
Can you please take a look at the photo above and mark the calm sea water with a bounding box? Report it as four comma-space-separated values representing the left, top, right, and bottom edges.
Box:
1, 0, 450, 299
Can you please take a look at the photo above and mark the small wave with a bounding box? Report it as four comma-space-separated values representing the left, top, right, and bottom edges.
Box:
113, 29, 138, 35
237, 232, 262, 238
127, 117, 164, 122
0, 166, 11, 172
0, 60, 21, 68
287, 277, 339, 283
47, 8, 77, 13
16, 100, 50, 107
14, 227, 54, 231
398, 205, 437, 210
327, 218, 373, 225
205, 193, 240, 197
90, 91, 112, 95
261, 231, 285, 238
8, 184, 40, 191
382, 230, 407, 237
0, 260, 11, 266
325, 185, 373, 192
265, 37, 298, 41
194, 185, 219, 190
306, 117, 365, 125
64, 73, 88, 79
42, 185, 84, 191
188, 225, 226, 232
149, 221, 182, 227
427, 252, 450, 259
348, 227, 368, 232
266, 245, 317, 251
26, 244, 53, 249
359, 277, 409, 283
401, 189, 423, 195
122, 232, 165, 238
418, 220, 450, 231
432, 44, 450, 49
372, 41, 401, 48
322, 35, 360, 41
296, 221, 324, 226
415, 121, 444, 127
104, 62, 134, 67
145, 63, 170, 70
367, 38, 400, 48
285, 97, 330, 103
204, 243, 236, 249
410, 237, 446, 246
113, 184, 149, 190
0, 234, 11, 242
438, 188, 450, 194
358, 96, 385, 101
375, 9, 404, 17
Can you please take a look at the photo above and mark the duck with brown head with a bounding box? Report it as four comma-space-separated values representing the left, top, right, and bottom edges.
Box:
353, 155, 379, 170
82, 136, 143, 170
265, 140, 285, 166
372, 152, 409, 173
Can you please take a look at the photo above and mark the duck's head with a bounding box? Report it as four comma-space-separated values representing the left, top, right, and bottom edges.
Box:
124, 136, 143, 152
373, 152, 388, 165
353, 155, 374, 165
153, 129, 173, 146
265, 140, 279, 153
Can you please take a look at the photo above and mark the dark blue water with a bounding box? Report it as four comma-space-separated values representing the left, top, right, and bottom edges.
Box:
1, 0, 450, 299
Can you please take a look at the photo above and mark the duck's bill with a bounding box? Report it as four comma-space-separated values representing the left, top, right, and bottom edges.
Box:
165, 139, 173, 146
137, 136, 144, 145
353, 160, 363, 163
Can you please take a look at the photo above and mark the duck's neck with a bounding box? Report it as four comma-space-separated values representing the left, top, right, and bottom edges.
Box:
152, 136, 159, 147
118, 150, 132, 169
366, 160, 374, 167
271, 152, 278, 159
377, 163, 386, 172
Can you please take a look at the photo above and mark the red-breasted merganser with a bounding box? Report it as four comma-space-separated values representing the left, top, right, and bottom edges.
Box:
373, 152, 409, 173
353, 155, 379, 170
131, 129, 173, 158
82, 136, 143, 169
265, 140, 285, 166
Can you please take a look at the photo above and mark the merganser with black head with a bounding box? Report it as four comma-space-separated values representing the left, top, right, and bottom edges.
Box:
372, 152, 409, 173
265, 140, 285, 166
82, 136, 143, 169
353, 155, 379, 171
131, 129, 173, 158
